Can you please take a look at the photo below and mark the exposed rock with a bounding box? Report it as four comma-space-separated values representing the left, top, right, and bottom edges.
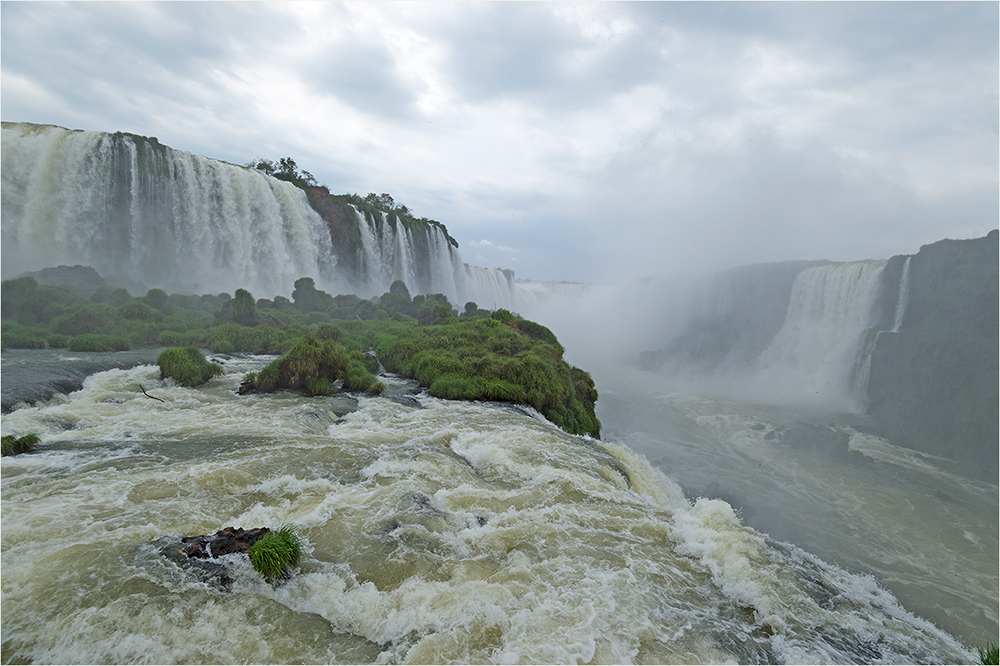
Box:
866, 231, 998, 481
155, 526, 270, 589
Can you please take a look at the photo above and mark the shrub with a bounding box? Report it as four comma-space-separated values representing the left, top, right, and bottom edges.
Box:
53, 303, 118, 336
306, 377, 333, 396
255, 360, 281, 392
46, 333, 71, 349
118, 301, 159, 321
1, 433, 39, 456
230, 288, 257, 325
2, 326, 47, 349
157, 347, 223, 387
210, 338, 236, 354
314, 323, 344, 341
69, 333, 129, 352
367, 317, 600, 437
247, 525, 302, 582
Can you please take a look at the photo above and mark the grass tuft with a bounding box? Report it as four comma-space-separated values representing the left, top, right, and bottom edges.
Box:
157, 346, 224, 387
978, 641, 999, 665
1, 433, 40, 456
247, 525, 302, 582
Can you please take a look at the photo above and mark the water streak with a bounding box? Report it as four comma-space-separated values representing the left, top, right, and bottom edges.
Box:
892, 256, 912, 332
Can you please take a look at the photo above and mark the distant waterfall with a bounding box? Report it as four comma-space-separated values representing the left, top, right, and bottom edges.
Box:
755, 261, 887, 409
1, 123, 336, 298
892, 256, 912, 332
1, 122, 520, 308
462, 265, 518, 311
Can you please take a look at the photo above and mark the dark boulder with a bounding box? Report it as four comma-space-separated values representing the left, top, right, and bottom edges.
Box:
156, 526, 270, 589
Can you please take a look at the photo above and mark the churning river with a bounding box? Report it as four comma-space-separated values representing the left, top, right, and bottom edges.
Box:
1, 350, 995, 664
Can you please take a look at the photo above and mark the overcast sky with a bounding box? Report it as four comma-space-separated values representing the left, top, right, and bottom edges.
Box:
2, 1, 997, 283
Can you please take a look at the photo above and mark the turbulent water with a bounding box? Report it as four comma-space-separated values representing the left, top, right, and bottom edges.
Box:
0, 123, 519, 309
0, 352, 986, 664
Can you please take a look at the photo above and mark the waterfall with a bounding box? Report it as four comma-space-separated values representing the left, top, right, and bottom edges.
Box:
462, 265, 518, 310
892, 256, 912, 332
754, 261, 887, 409
1, 122, 520, 308
1, 123, 337, 298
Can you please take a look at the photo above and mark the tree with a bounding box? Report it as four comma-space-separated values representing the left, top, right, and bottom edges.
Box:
292, 277, 333, 313
231, 288, 257, 325
144, 288, 168, 310
247, 157, 317, 188
389, 279, 411, 298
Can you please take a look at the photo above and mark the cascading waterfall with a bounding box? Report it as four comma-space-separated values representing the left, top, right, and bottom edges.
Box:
461, 266, 518, 311
1, 122, 521, 310
754, 261, 887, 409
1, 123, 338, 298
892, 256, 912, 332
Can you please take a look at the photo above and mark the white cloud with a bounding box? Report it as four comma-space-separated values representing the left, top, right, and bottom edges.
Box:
1, 1, 995, 283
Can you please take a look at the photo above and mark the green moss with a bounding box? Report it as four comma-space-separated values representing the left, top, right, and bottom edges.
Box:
247, 525, 302, 582
157, 346, 223, 387
1, 433, 40, 456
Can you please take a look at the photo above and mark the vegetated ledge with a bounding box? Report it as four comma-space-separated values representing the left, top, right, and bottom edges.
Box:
1, 264, 600, 438
237, 311, 601, 438
345, 310, 601, 439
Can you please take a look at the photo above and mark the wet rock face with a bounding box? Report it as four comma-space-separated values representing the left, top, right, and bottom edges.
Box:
156, 526, 270, 589
181, 526, 270, 559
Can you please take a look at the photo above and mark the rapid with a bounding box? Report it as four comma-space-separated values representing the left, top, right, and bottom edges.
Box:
0, 351, 983, 664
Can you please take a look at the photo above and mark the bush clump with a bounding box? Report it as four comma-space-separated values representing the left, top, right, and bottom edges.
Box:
241, 334, 383, 395
2, 433, 40, 456
69, 333, 129, 352
979, 641, 999, 665
157, 346, 224, 387
354, 316, 601, 438
247, 525, 302, 582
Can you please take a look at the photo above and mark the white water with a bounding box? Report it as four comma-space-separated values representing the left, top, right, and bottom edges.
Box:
892, 256, 912, 332
0, 355, 980, 664
1, 123, 336, 299
1, 123, 520, 309
752, 261, 886, 410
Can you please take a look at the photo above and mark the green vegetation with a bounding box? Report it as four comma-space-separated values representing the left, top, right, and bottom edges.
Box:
2, 270, 600, 437
157, 347, 224, 387
1, 433, 40, 456
247, 525, 303, 582
69, 333, 130, 352
345, 309, 599, 437
979, 641, 999, 665
241, 333, 383, 395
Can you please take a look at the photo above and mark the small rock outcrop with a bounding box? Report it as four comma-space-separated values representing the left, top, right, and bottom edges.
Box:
156, 526, 270, 589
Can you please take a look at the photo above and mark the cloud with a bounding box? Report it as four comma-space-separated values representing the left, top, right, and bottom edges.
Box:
1, 1, 996, 284
469, 239, 516, 253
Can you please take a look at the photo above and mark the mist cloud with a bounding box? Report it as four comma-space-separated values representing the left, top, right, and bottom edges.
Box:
2, 1, 995, 284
